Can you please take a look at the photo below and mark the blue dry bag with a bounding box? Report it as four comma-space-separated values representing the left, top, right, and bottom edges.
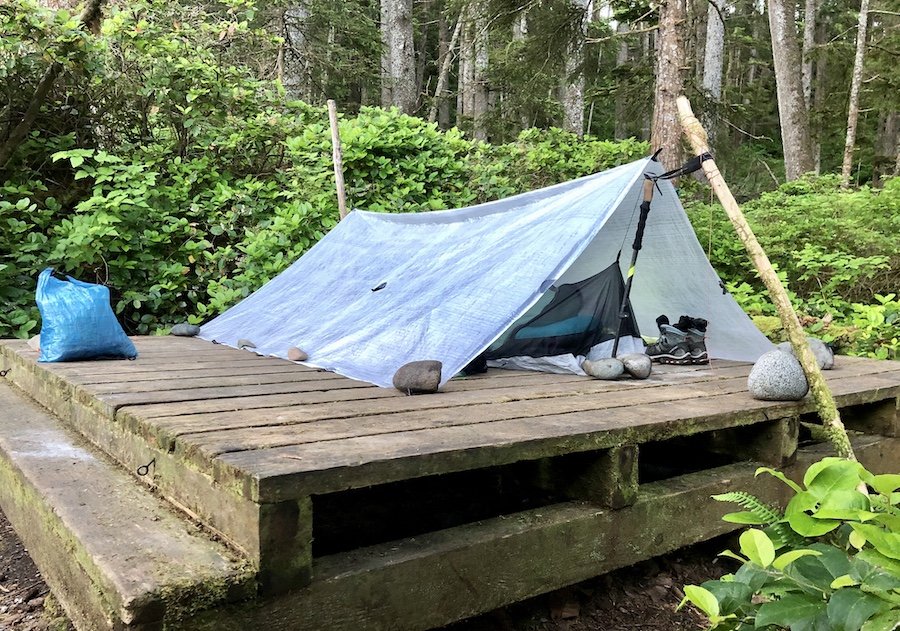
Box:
35, 268, 138, 362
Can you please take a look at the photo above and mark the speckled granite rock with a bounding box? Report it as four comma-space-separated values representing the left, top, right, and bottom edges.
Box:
170, 323, 201, 337
748, 350, 809, 401
619, 353, 652, 379
582, 358, 625, 380
287, 346, 308, 362
777, 337, 835, 370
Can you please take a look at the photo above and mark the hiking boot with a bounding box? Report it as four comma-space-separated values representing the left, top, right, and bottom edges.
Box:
645, 315, 692, 364
674, 316, 709, 365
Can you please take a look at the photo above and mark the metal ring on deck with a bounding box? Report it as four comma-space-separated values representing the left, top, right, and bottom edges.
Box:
0, 369, 9, 377
136, 458, 156, 476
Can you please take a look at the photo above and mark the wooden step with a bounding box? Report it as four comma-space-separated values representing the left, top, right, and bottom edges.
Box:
0, 383, 254, 631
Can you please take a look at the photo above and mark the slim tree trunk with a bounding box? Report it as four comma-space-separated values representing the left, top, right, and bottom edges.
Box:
513, 10, 529, 129
801, 0, 816, 107
436, 12, 453, 127
840, 0, 871, 188
282, 5, 309, 100
472, 2, 489, 140
562, 0, 589, 137
0, 0, 104, 169
702, 0, 725, 141
767, 0, 816, 180
614, 23, 630, 139
381, 0, 417, 113
457, 14, 474, 127
429, 14, 463, 124
652, 0, 687, 169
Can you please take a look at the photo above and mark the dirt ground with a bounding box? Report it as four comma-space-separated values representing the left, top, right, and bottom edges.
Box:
0, 505, 726, 631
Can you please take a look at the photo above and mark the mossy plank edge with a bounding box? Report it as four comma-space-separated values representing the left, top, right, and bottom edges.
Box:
190, 435, 898, 631
2, 348, 316, 589
0, 383, 255, 631
244, 378, 900, 501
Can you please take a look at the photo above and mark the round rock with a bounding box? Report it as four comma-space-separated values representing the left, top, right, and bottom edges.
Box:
777, 337, 834, 370
236, 338, 257, 350
582, 358, 625, 380
393, 360, 442, 395
170, 323, 201, 337
287, 346, 308, 362
619, 353, 652, 379
748, 350, 809, 401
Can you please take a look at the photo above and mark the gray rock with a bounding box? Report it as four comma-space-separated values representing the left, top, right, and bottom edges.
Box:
582, 358, 625, 380
619, 353, 652, 379
236, 338, 256, 350
27, 334, 40, 352
170, 323, 201, 337
777, 338, 835, 370
748, 350, 809, 401
393, 360, 442, 395
287, 346, 308, 362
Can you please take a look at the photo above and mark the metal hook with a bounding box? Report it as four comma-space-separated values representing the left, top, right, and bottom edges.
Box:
136, 458, 156, 476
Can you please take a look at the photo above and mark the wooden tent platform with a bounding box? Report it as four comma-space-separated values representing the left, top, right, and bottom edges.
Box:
0, 336, 898, 630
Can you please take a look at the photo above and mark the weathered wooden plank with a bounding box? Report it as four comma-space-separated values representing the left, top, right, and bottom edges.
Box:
75, 364, 316, 385
217, 373, 900, 500
135, 364, 759, 441
189, 436, 900, 631
84, 370, 348, 395
172, 365, 900, 458
0, 383, 255, 630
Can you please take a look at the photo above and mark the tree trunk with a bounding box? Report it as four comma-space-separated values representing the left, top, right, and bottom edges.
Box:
0, 0, 105, 169
702, 0, 725, 142
614, 23, 630, 140
282, 5, 309, 100
472, 2, 489, 140
767, 0, 816, 180
429, 14, 462, 124
381, 0, 417, 113
801, 0, 816, 107
840, 0, 871, 188
457, 14, 474, 127
561, 0, 588, 137
652, 0, 687, 169
513, 10, 529, 129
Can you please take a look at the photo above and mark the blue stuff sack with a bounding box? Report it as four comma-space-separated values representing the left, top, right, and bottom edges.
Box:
35, 268, 138, 362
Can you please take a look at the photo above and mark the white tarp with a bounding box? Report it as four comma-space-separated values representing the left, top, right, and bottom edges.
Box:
199, 157, 772, 387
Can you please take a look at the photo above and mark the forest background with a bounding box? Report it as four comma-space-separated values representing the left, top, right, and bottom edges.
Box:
0, 0, 897, 359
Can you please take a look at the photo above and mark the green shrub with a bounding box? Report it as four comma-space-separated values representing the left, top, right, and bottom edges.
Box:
680, 458, 900, 630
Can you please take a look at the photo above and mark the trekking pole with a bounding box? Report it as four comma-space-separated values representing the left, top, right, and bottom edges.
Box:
611, 175, 655, 357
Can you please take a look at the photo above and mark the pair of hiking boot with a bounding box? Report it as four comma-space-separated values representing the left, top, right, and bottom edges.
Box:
645, 315, 709, 365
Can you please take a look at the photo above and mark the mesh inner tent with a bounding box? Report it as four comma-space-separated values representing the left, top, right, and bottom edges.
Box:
486, 262, 639, 360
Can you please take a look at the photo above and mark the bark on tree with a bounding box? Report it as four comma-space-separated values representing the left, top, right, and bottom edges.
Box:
512, 10, 530, 129
614, 23, 630, 140
561, 0, 589, 137
840, 0, 871, 188
677, 96, 856, 461
381, 0, 417, 113
767, 0, 817, 180
429, 14, 462, 124
457, 14, 474, 127
652, 0, 687, 169
801, 0, 817, 107
702, 0, 725, 142
472, 2, 490, 140
282, 5, 309, 100
0, 0, 104, 169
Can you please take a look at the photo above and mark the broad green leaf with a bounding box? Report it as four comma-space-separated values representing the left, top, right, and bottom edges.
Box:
755, 594, 825, 628
723, 511, 770, 525
805, 460, 865, 501
850, 524, 900, 560
861, 609, 900, 631
740, 529, 776, 567
734, 563, 770, 592
757, 466, 804, 493
851, 529, 868, 550
720, 549, 749, 564
774, 549, 822, 571
871, 475, 900, 496
681, 585, 720, 619
830, 575, 857, 589
787, 493, 841, 536
701, 579, 754, 616
827, 589, 889, 631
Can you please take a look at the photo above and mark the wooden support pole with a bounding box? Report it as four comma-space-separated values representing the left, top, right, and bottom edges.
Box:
327, 99, 348, 220
676, 95, 856, 460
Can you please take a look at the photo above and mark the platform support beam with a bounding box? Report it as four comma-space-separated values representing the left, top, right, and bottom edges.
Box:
258, 498, 314, 592
842, 397, 899, 437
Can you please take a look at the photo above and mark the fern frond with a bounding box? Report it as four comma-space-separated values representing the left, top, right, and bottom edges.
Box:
713, 491, 784, 524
